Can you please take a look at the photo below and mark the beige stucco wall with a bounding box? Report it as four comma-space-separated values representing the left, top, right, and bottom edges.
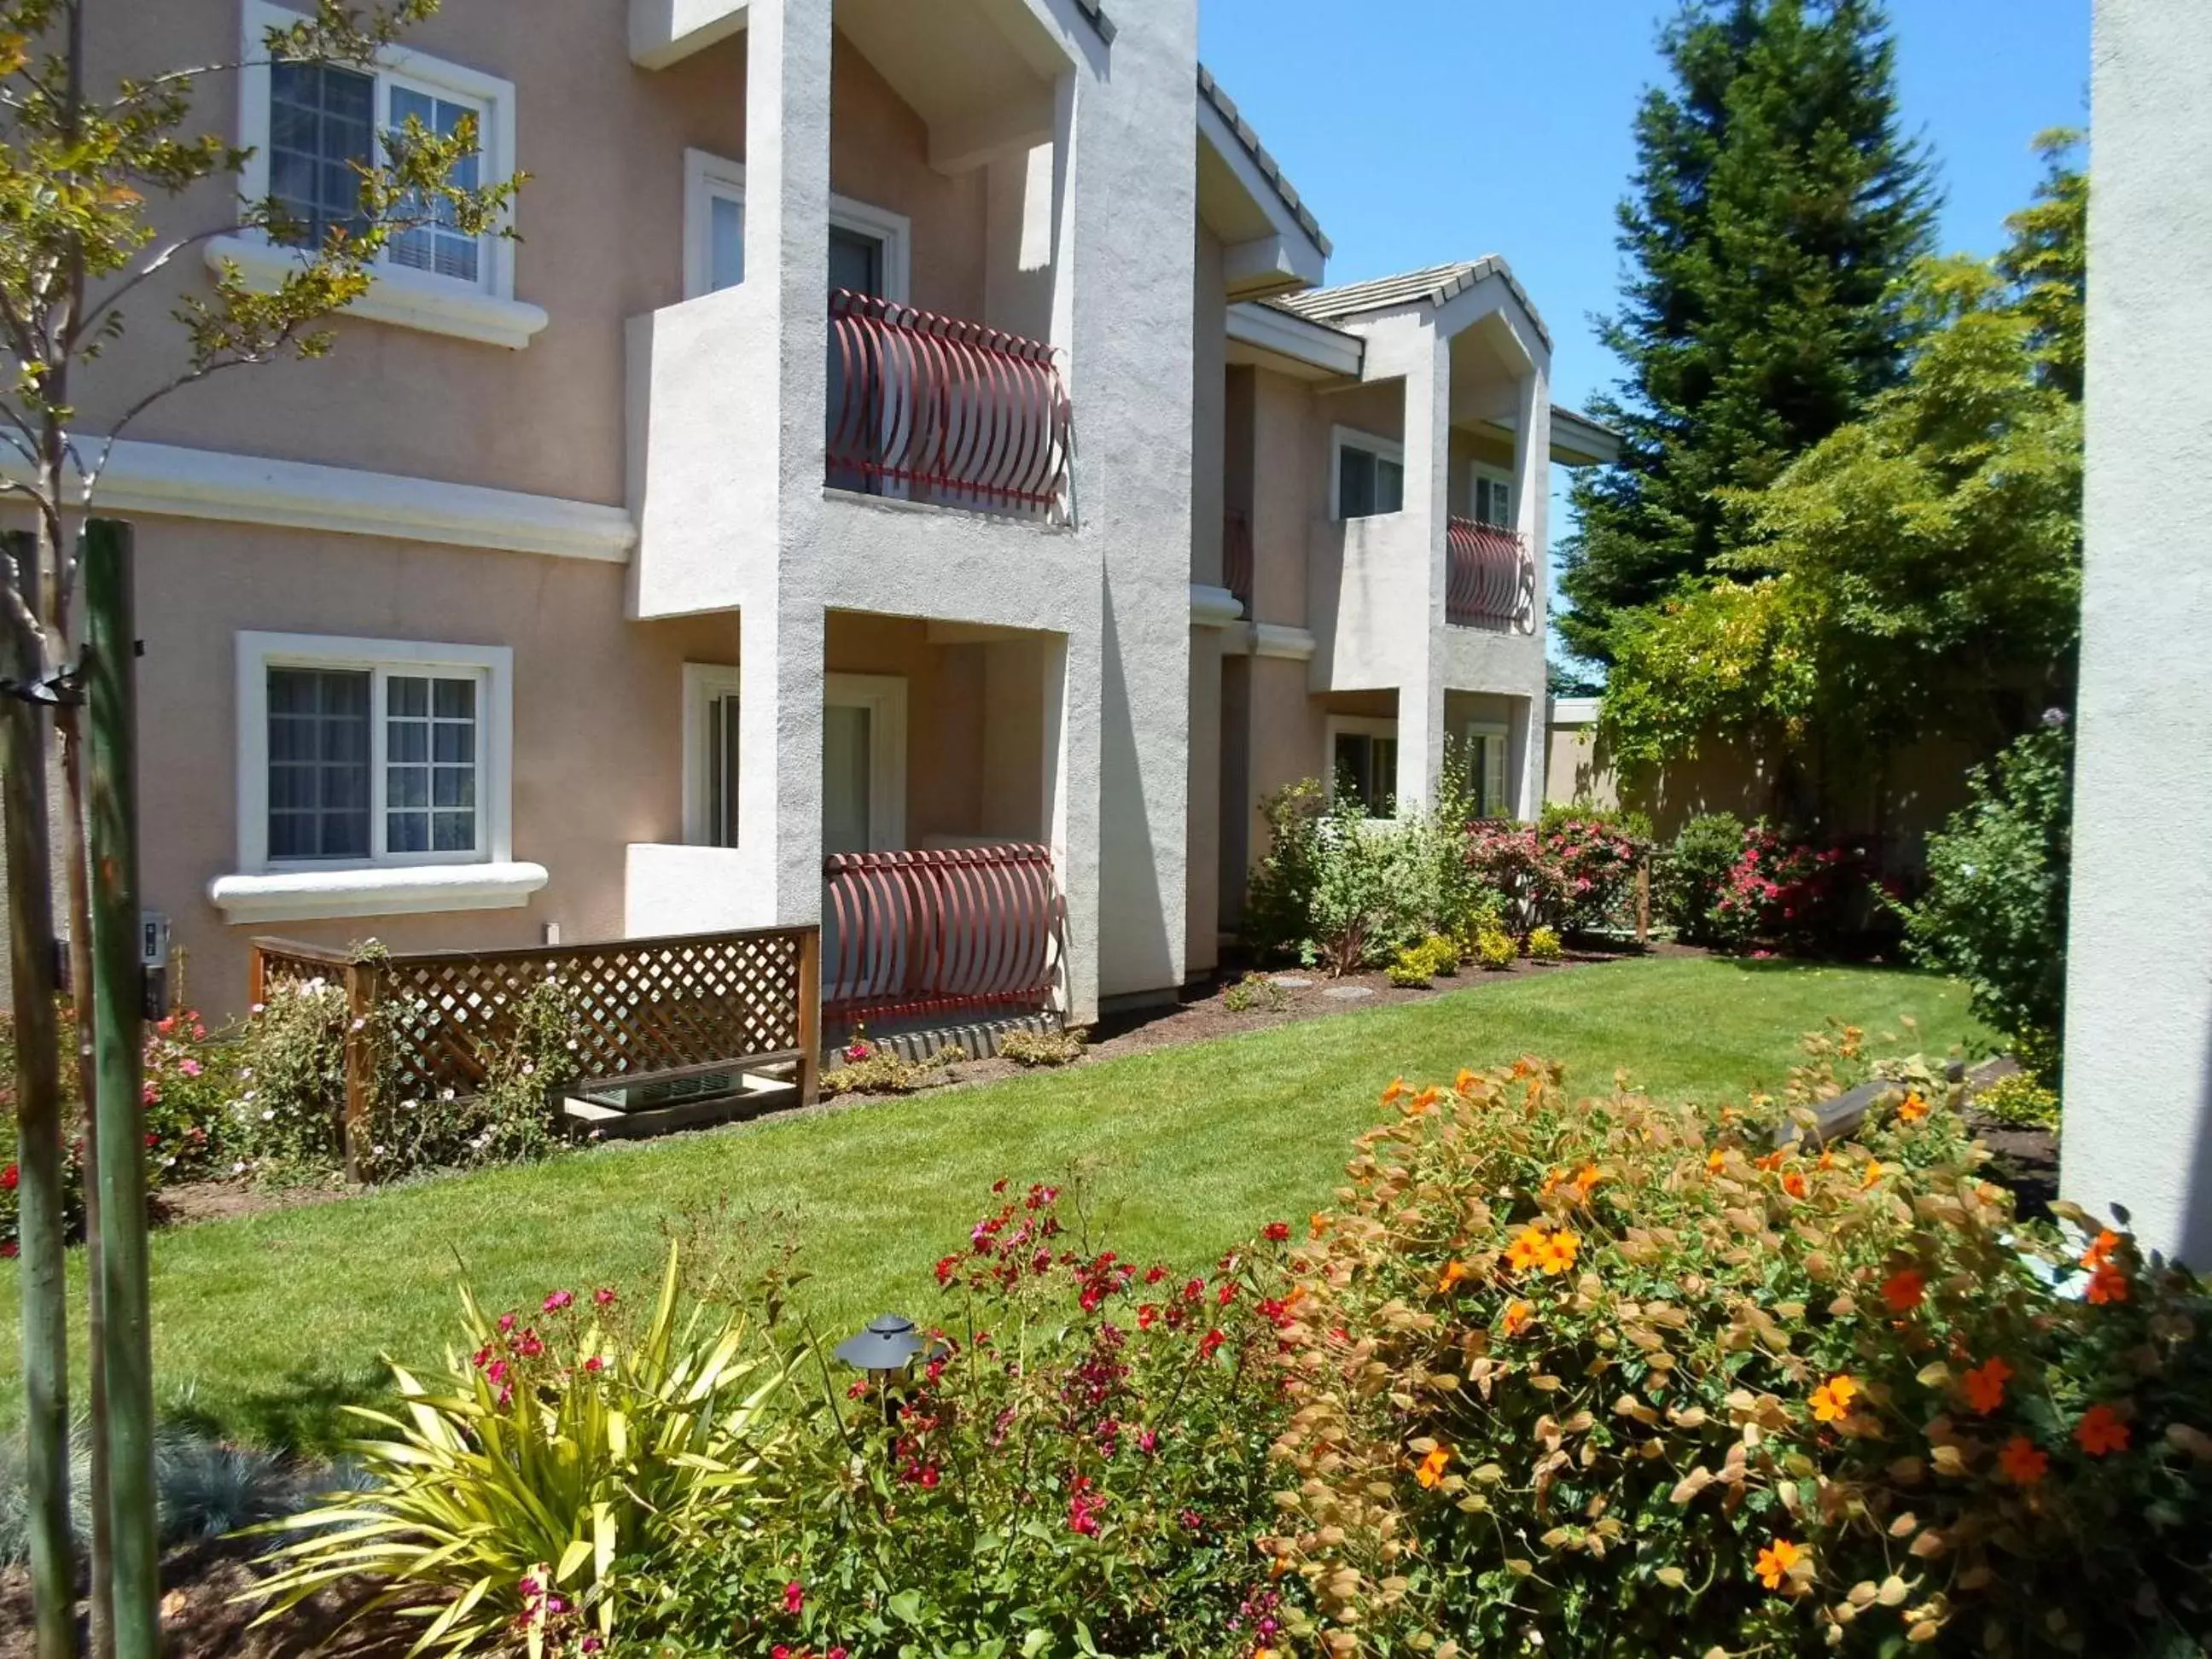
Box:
79, 4, 985, 509
132, 517, 738, 1018
1246, 367, 1313, 629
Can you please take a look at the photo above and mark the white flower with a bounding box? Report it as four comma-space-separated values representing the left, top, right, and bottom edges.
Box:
230, 1161, 247, 1174
261, 1109, 276, 1121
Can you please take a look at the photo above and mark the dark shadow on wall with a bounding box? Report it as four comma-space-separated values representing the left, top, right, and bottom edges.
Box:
2182, 1022, 2212, 1271
1096, 581, 1171, 996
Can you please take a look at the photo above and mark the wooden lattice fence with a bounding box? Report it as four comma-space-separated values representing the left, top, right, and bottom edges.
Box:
250, 926, 820, 1178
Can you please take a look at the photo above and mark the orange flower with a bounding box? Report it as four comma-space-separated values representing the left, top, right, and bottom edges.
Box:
1809, 1374, 1860, 1423
1414, 1445, 1452, 1488
1817, 1150, 1836, 1172
1706, 1149, 1728, 1173
1505, 1225, 1580, 1276
1754, 1538, 1804, 1591
1860, 1159, 1885, 1190
1308, 1213, 1331, 1240
1437, 1260, 1470, 1295
1896, 1091, 1930, 1123
1381, 1077, 1410, 1106
1498, 1300, 1534, 1338
1880, 1268, 1926, 1314
1411, 1085, 1443, 1115
1782, 1171, 1808, 1199
1998, 1435, 2048, 1485
1540, 1229, 1581, 1275
2081, 1229, 2122, 1270
2074, 1404, 2132, 1457
1453, 1067, 1479, 1097
1755, 1150, 1787, 1173
2087, 1261, 2130, 1305
1962, 1356, 2013, 1415
1573, 1163, 1604, 1202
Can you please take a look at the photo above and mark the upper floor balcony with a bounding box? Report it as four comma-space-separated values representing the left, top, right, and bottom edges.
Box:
827, 288, 1071, 521
1446, 516, 1534, 633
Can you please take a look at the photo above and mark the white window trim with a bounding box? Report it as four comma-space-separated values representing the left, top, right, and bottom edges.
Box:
825, 672, 908, 853
1462, 719, 1512, 819
682, 149, 914, 306
682, 662, 744, 846
1470, 463, 1514, 527
212, 631, 543, 923
1330, 427, 1406, 522
212, 1, 548, 351
1324, 713, 1400, 824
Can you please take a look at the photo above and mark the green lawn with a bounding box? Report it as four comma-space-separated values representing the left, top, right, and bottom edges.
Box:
0, 957, 1980, 1452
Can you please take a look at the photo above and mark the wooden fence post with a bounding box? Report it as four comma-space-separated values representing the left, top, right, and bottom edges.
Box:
342, 958, 373, 1182
795, 926, 821, 1105
1635, 864, 1652, 947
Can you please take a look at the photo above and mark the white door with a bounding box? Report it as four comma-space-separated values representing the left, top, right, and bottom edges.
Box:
823, 702, 875, 856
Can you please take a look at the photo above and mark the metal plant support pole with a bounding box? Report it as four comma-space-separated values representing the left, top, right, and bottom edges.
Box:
84, 520, 157, 1659
1, 530, 73, 1659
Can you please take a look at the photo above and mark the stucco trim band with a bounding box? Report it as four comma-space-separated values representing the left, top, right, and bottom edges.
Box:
203, 236, 550, 352
26, 438, 638, 562
1189, 583, 1244, 627
1219, 622, 1317, 661
209, 860, 551, 923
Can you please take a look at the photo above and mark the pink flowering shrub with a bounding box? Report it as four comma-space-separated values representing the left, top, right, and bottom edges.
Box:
1709, 823, 1858, 951
0, 1002, 235, 1256
1464, 814, 1650, 940
660, 1182, 1306, 1658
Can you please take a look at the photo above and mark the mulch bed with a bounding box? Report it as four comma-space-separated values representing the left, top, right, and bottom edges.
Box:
0, 1540, 411, 1659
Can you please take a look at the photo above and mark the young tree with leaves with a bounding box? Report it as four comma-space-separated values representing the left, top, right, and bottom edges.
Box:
1597, 136, 2086, 818
1557, 0, 1937, 667
0, 5, 518, 1655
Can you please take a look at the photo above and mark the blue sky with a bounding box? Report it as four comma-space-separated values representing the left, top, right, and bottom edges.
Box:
1198, 0, 2092, 419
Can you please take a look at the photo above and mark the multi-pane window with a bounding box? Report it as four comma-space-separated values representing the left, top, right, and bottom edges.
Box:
1473, 474, 1513, 529
262, 49, 486, 287
265, 662, 483, 863
1333, 730, 1399, 819
1336, 437, 1405, 520
387, 83, 483, 283
1465, 725, 1512, 819
268, 61, 374, 247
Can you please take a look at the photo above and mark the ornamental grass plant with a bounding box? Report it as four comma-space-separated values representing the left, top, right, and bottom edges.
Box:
1266, 1051, 2212, 1657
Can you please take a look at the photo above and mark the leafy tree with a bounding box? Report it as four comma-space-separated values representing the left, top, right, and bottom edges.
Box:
0, 4, 518, 1654
1998, 127, 2087, 400
1557, 0, 1937, 666
1598, 138, 2086, 809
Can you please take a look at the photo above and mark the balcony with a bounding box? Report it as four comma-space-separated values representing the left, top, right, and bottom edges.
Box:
1447, 517, 1535, 633
828, 290, 1073, 522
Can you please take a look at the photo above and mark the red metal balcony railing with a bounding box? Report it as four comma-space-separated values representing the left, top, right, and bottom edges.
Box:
1223, 509, 1254, 613
827, 290, 1073, 519
822, 843, 1068, 1034
1447, 517, 1536, 632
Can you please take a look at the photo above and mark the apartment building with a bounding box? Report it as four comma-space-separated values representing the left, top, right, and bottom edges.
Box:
71, 0, 1611, 1048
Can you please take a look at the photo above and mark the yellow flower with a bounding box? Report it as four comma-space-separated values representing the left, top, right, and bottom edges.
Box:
1809, 1374, 1860, 1423
1755, 1537, 1804, 1591
1896, 1091, 1930, 1123
1414, 1445, 1452, 1488
1505, 1227, 1549, 1272
1508, 1226, 1581, 1276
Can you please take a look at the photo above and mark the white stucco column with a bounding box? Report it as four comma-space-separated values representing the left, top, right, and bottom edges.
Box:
2061, 0, 2212, 1265
1394, 322, 1451, 817
1511, 365, 1551, 820
1039, 628, 1102, 1024
736, 0, 831, 923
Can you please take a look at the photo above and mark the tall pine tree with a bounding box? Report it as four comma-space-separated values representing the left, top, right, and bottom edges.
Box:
1557, 0, 1938, 666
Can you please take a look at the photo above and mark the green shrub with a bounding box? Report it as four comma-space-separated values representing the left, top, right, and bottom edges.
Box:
246, 1245, 794, 1656
1386, 948, 1435, 987
1892, 724, 2072, 1079
1420, 931, 1461, 975
362, 976, 581, 1179
1270, 1059, 2212, 1657
1539, 800, 1655, 842
820, 1046, 959, 1097
1464, 816, 1650, 939
229, 974, 354, 1177
1973, 1069, 2061, 1130
1658, 811, 1746, 942
996, 1025, 1087, 1068
655, 1183, 1302, 1658
1472, 927, 1517, 971
1222, 971, 1288, 1014
1525, 925, 1564, 962
1240, 778, 1327, 961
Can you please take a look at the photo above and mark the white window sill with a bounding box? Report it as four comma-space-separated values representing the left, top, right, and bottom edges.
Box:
210, 861, 550, 923
205, 235, 550, 351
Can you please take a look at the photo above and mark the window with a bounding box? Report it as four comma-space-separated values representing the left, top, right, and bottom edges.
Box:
824, 673, 908, 854
1327, 717, 1399, 819
236, 633, 513, 874
682, 152, 913, 304
220, 3, 542, 348
1472, 469, 1513, 529
1463, 721, 1512, 819
682, 664, 744, 847
1332, 429, 1405, 521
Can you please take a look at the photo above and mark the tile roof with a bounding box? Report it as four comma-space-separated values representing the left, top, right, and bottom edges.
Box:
1272, 257, 1551, 349
1196, 64, 1333, 259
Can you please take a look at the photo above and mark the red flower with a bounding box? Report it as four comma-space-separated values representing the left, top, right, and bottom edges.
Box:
592, 1286, 618, 1307
2, 1241, 18, 1259
1181, 1278, 1204, 1303
2074, 1404, 2131, 1457
783, 1580, 805, 1617
543, 1289, 574, 1313
1, 1164, 16, 1190
1199, 1328, 1225, 1359
1216, 1282, 1237, 1307
2087, 1261, 2130, 1305
1263, 1220, 1290, 1243
934, 1254, 962, 1286
1137, 1304, 1159, 1330
1881, 1268, 1926, 1314
1067, 1476, 1103, 1536
1144, 1264, 1167, 1284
